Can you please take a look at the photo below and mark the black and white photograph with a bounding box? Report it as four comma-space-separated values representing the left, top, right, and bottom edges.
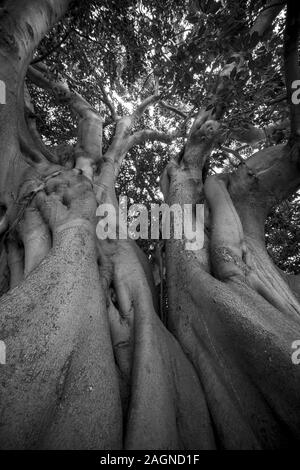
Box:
0, 0, 300, 457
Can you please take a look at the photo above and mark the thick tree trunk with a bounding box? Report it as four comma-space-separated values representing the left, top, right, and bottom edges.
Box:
0, 0, 71, 294
0, 0, 70, 193
0, 222, 122, 449
164, 125, 300, 448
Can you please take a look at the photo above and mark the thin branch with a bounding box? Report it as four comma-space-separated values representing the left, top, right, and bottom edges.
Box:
73, 28, 122, 55
159, 101, 188, 119
269, 93, 287, 105
98, 82, 118, 121
133, 92, 161, 119
218, 151, 239, 169
128, 128, 184, 147
138, 70, 155, 95
220, 146, 246, 165
28, 64, 97, 116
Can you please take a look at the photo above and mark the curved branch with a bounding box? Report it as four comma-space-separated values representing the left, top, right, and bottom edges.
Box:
28, 63, 103, 177
129, 128, 184, 147
220, 146, 248, 165
159, 101, 188, 119
99, 84, 118, 121
133, 92, 161, 120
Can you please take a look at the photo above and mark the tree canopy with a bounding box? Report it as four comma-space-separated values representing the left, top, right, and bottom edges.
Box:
26, 0, 298, 273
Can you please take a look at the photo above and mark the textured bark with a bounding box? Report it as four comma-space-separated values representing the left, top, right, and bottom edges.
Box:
0, 0, 71, 194
0, 222, 122, 449
98, 238, 215, 450
0, 0, 72, 293
164, 120, 300, 449
284, 273, 300, 301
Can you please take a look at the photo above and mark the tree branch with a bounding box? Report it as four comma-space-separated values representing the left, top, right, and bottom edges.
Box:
28, 63, 103, 177
159, 101, 188, 119
0, 0, 72, 182
129, 128, 183, 147
27, 64, 93, 113
133, 92, 161, 119
229, 144, 300, 236
220, 146, 247, 166
99, 84, 118, 121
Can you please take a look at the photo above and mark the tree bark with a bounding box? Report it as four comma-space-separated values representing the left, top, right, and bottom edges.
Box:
164, 120, 300, 449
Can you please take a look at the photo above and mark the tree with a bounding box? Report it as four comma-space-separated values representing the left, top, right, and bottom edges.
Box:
0, 0, 300, 449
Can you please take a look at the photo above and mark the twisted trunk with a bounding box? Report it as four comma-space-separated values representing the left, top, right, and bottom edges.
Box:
165, 126, 300, 449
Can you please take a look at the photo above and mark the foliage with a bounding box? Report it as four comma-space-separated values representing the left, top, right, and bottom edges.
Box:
266, 195, 300, 274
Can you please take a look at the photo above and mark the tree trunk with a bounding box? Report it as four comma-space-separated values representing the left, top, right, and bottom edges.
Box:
164, 126, 300, 449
